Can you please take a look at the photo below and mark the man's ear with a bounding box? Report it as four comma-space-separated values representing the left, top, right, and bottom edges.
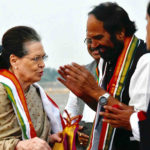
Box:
116, 29, 125, 41
9, 54, 18, 68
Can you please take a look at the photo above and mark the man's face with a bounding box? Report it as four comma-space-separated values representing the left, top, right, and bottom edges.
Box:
146, 14, 150, 50
86, 15, 124, 62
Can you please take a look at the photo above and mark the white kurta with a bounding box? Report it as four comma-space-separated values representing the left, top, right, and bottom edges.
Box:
129, 53, 150, 141
64, 91, 96, 122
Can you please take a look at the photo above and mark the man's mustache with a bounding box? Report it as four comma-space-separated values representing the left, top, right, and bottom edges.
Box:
89, 45, 109, 52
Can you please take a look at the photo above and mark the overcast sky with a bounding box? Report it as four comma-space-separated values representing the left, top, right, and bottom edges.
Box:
0, 0, 149, 69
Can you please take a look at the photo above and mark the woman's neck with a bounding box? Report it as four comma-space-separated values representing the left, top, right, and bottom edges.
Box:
9, 67, 30, 93
19, 80, 30, 93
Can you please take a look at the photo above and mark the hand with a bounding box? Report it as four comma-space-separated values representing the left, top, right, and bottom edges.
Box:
100, 104, 134, 130
16, 137, 51, 150
58, 63, 98, 97
49, 132, 63, 144
58, 63, 104, 110
77, 126, 89, 147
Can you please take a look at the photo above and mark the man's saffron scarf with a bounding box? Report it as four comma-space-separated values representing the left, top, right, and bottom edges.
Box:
87, 35, 139, 150
0, 69, 65, 139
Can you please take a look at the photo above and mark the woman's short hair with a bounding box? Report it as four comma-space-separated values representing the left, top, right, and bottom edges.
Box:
0, 26, 41, 69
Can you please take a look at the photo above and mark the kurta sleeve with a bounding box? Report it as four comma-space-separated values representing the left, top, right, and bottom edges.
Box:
129, 53, 150, 141
129, 112, 140, 141
63, 91, 84, 118
0, 139, 20, 150
129, 53, 150, 111
0, 83, 21, 150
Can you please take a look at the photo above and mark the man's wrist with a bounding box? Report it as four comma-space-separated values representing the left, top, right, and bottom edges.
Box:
93, 87, 106, 102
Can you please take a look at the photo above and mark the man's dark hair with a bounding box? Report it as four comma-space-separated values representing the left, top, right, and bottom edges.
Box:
88, 2, 137, 36
147, 2, 150, 16
0, 26, 41, 69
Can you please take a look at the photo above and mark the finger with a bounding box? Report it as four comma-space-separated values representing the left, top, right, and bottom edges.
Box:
58, 70, 67, 80
43, 141, 51, 150
58, 131, 63, 138
77, 131, 82, 137
67, 63, 92, 80
59, 66, 66, 72
104, 105, 122, 114
66, 74, 81, 83
72, 62, 88, 73
39, 139, 51, 150
83, 141, 88, 147
102, 118, 119, 126
61, 64, 84, 82
59, 65, 73, 75
78, 135, 88, 142
57, 77, 67, 86
105, 109, 109, 113
79, 139, 88, 146
100, 111, 118, 120
65, 64, 82, 77
78, 126, 84, 130
72, 63, 94, 80
119, 104, 134, 111
79, 141, 84, 146
55, 133, 63, 143
79, 136, 89, 142
104, 119, 131, 130
79, 137, 88, 146
103, 105, 115, 111
65, 63, 97, 87
35, 138, 51, 150
80, 133, 89, 139
58, 74, 77, 85
78, 131, 89, 138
